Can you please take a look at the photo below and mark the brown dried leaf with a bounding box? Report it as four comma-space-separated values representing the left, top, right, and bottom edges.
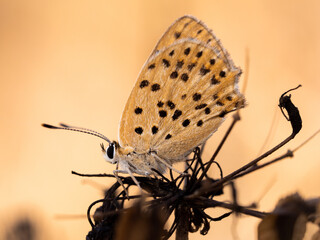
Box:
258, 193, 320, 240
115, 200, 167, 240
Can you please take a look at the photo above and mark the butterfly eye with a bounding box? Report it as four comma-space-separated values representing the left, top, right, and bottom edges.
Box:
106, 143, 115, 159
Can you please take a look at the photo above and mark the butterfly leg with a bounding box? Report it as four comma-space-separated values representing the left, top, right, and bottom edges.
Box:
113, 169, 129, 197
113, 169, 143, 195
152, 153, 188, 176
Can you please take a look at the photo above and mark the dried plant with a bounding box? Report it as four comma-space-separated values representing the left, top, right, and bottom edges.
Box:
66, 86, 319, 240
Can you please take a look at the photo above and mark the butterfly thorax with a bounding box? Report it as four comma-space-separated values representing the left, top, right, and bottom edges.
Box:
103, 143, 167, 175
118, 149, 167, 175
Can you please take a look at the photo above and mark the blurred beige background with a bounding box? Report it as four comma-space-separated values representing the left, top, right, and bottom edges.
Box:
1, 0, 319, 239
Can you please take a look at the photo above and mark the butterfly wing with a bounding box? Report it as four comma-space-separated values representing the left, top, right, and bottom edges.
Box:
119, 16, 245, 162
151, 15, 234, 69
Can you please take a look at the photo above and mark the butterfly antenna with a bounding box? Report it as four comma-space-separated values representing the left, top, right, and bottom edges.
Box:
42, 123, 111, 143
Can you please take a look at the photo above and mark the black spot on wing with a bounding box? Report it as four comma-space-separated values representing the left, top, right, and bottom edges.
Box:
165, 134, 172, 140
148, 63, 155, 69
197, 120, 203, 126
157, 101, 164, 107
170, 71, 178, 79
226, 96, 233, 101
196, 51, 203, 58
219, 70, 226, 78
184, 47, 190, 55
167, 101, 175, 109
134, 107, 142, 114
187, 63, 196, 71
211, 75, 220, 85
152, 126, 158, 134
174, 32, 181, 39
199, 66, 210, 76
176, 60, 184, 69
135, 127, 143, 135
162, 59, 170, 68
193, 93, 201, 101
195, 104, 207, 110
181, 73, 189, 82
151, 83, 160, 92
159, 110, 167, 118
182, 119, 190, 127
140, 80, 149, 88
216, 101, 224, 106
172, 109, 182, 120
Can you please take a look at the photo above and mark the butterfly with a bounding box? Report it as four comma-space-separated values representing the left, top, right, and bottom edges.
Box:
43, 15, 245, 188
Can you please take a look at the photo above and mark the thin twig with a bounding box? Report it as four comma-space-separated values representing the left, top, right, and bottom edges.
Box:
72, 171, 115, 178
193, 111, 241, 191
190, 197, 267, 219
233, 150, 293, 179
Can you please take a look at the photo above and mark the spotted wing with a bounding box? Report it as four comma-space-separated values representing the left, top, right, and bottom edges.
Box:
119, 39, 245, 162
150, 15, 234, 69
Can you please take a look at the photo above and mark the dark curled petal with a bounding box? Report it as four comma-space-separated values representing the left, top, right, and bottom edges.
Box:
189, 208, 201, 232
210, 211, 233, 221
200, 217, 210, 235
278, 85, 302, 136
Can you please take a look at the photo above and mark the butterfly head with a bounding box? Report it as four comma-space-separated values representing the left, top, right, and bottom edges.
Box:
101, 141, 118, 164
